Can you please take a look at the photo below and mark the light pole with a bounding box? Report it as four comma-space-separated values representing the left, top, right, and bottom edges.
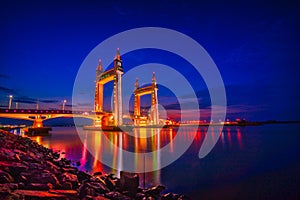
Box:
62, 100, 67, 111
36, 99, 39, 110
8, 95, 13, 109
16, 102, 18, 109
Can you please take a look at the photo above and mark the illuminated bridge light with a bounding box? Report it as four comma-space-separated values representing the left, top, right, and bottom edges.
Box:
28, 110, 31, 113
14, 110, 16, 112
21, 110, 24, 113
5, 110, 8, 112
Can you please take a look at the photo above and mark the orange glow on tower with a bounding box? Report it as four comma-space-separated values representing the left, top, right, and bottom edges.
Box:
94, 49, 124, 126
133, 72, 159, 126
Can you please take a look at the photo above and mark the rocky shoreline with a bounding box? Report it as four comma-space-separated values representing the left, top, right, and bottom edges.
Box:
0, 130, 190, 200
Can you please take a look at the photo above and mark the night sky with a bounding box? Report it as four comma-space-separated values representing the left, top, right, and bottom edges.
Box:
0, 0, 299, 121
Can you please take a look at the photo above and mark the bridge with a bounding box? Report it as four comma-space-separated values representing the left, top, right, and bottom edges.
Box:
133, 73, 159, 126
0, 108, 105, 128
0, 49, 160, 129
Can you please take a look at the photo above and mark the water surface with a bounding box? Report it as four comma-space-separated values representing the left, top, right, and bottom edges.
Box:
27, 124, 300, 199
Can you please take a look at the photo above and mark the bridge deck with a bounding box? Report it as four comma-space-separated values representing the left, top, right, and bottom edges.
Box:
0, 109, 85, 114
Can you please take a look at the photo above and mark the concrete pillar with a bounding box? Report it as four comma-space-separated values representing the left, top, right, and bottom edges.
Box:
32, 115, 43, 128
117, 71, 123, 125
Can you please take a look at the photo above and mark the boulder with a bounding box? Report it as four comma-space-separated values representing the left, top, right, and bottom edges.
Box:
87, 181, 110, 194
120, 171, 139, 196
59, 172, 78, 189
104, 175, 116, 191
105, 191, 131, 200
25, 183, 52, 190
46, 160, 60, 171
62, 166, 78, 174
20, 172, 60, 186
78, 170, 92, 182
8, 162, 29, 180
162, 193, 175, 200
0, 169, 14, 183
135, 192, 147, 200
93, 171, 103, 176
60, 181, 72, 190
145, 185, 166, 199
0, 183, 18, 191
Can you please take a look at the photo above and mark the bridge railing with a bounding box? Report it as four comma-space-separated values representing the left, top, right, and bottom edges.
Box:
0, 109, 90, 115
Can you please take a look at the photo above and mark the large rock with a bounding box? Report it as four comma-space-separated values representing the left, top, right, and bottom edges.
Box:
25, 183, 53, 191
20, 172, 60, 186
0, 148, 15, 161
59, 172, 78, 189
120, 171, 139, 197
87, 181, 110, 194
8, 162, 29, 181
104, 175, 117, 191
136, 192, 147, 200
162, 193, 175, 200
45, 160, 60, 172
105, 191, 131, 200
145, 185, 166, 199
77, 170, 92, 182
0, 169, 14, 183
61, 166, 78, 174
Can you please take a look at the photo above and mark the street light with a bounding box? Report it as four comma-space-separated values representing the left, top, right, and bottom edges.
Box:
62, 100, 67, 111
8, 95, 13, 109
36, 99, 39, 110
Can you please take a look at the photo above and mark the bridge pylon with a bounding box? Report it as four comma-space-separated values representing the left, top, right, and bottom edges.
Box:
94, 49, 123, 126
134, 72, 159, 126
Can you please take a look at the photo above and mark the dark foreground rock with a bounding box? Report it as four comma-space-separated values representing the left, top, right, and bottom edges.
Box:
0, 130, 190, 199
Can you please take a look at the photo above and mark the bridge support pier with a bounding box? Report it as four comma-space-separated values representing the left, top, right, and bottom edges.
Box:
32, 115, 44, 128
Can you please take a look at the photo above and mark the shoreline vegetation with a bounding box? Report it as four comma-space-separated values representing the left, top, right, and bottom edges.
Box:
0, 130, 190, 200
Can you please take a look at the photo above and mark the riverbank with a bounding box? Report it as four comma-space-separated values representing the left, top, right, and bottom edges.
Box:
0, 130, 189, 199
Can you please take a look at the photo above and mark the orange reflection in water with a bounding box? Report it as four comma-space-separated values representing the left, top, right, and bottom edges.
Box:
80, 134, 87, 167
169, 128, 174, 152
112, 133, 118, 174
134, 129, 139, 172
93, 131, 103, 172
117, 132, 123, 177
227, 128, 232, 147
236, 128, 243, 149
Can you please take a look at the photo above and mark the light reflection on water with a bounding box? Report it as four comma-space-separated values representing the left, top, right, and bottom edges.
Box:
13, 125, 300, 199
27, 126, 243, 188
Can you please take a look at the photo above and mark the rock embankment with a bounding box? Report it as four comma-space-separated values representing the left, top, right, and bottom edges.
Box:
0, 130, 190, 200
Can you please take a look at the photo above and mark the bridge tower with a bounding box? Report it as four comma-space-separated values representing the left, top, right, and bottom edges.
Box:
151, 72, 159, 125
134, 72, 159, 126
94, 49, 123, 126
134, 78, 140, 125
94, 59, 103, 112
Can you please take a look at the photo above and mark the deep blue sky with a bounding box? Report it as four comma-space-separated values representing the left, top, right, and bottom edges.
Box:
0, 0, 299, 121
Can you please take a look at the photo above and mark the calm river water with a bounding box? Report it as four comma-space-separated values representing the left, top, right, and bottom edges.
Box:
26, 124, 300, 199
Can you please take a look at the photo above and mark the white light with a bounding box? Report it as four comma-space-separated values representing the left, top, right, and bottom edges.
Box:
62, 99, 67, 110
8, 95, 13, 109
